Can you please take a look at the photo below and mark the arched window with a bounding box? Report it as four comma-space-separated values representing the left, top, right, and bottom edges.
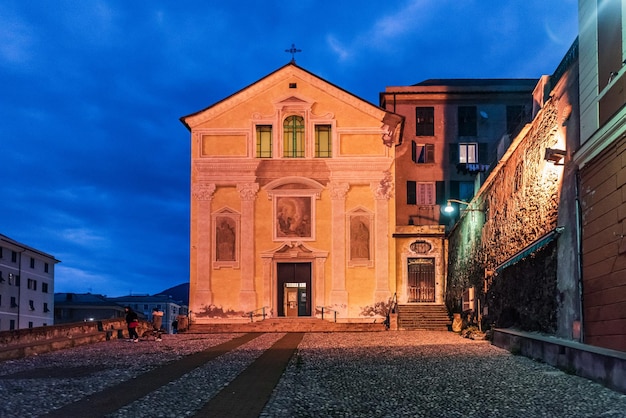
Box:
283, 115, 304, 157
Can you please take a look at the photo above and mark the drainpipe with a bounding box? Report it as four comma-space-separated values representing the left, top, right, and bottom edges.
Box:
575, 170, 584, 343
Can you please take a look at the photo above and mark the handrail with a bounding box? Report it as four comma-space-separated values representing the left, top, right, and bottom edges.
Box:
245, 306, 269, 323
384, 293, 397, 330
316, 306, 338, 323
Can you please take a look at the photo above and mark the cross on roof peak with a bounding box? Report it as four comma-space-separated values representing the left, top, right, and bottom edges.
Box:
285, 43, 302, 63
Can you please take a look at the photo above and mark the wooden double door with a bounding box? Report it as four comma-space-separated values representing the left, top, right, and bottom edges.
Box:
277, 263, 311, 317
408, 258, 436, 302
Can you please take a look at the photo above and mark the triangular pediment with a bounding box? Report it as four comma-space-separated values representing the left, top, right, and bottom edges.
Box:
180, 63, 398, 130
278, 96, 308, 104
260, 241, 328, 259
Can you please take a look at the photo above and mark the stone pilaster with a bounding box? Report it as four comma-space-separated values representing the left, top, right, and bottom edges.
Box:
315, 257, 326, 315
237, 182, 259, 312
329, 182, 350, 314
261, 258, 273, 317
371, 171, 393, 302
191, 183, 216, 310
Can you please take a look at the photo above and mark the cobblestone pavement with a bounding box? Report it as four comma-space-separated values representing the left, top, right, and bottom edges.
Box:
0, 331, 625, 417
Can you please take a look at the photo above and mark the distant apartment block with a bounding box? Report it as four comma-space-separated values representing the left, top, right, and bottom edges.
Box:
55, 293, 188, 335
0, 234, 58, 331
54, 292, 127, 323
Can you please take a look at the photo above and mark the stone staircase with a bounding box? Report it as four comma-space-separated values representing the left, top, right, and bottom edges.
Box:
185, 317, 386, 333
397, 304, 450, 331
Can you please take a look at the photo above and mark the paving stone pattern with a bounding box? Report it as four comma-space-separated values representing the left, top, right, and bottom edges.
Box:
0, 331, 625, 417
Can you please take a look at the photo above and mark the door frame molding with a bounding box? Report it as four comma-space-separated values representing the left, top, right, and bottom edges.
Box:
261, 242, 328, 317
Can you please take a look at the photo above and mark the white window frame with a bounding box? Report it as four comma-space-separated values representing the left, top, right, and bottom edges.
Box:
459, 143, 478, 164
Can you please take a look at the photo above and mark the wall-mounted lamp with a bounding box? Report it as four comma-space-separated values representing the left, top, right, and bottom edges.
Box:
444, 199, 482, 214
544, 148, 566, 165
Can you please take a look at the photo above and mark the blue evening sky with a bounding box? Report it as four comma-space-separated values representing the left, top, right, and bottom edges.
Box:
0, 0, 578, 297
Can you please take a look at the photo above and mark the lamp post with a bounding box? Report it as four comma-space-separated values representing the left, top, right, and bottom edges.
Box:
444, 199, 474, 213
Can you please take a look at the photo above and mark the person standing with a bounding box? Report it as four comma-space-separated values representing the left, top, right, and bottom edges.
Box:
151, 308, 164, 341
124, 306, 139, 342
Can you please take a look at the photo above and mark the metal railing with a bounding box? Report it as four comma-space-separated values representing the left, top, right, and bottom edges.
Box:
316, 306, 338, 322
408, 286, 435, 303
245, 306, 269, 323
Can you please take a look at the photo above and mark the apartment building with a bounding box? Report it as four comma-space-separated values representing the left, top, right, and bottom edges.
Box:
0, 234, 58, 330
379, 80, 536, 306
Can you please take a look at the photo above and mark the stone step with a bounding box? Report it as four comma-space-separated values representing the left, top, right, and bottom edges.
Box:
396, 304, 450, 331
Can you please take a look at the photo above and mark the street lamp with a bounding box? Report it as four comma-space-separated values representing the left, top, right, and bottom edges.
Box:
444, 199, 482, 214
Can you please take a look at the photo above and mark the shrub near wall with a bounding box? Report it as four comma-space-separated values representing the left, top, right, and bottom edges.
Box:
487, 241, 558, 333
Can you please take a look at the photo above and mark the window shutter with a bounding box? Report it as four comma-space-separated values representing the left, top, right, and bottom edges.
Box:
449, 181, 460, 200
426, 144, 435, 163
436, 181, 446, 206
449, 143, 458, 164
478, 142, 489, 164
407, 181, 416, 205
411, 141, 417, 163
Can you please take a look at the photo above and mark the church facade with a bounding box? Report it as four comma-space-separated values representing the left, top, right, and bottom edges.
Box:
181, 63, 403, 322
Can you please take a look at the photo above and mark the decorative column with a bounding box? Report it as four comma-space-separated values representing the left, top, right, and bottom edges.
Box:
191, 183, 216, 312
237, 182, 260, 312
371, 171, 393, 302
315, 257, 326, 315
329, 182, 350, 315
261, 258, 273, 317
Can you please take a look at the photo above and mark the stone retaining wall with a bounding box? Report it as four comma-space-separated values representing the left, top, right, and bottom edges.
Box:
493, 328, 626, 394
0, 319, 150, 361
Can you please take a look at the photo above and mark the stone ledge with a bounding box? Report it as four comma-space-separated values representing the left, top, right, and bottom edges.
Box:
493, 328, 626, 394
0, 332, 107, 362
0, 319, 150, 362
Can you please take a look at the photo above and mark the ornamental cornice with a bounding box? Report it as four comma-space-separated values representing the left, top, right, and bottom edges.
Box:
194, 159, 260, 169
327, 159, 393, 183
194, 159, 260, 175
325, 159, 392, 172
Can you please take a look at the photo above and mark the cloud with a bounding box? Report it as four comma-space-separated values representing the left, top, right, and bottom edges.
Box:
326, 35, 351, 62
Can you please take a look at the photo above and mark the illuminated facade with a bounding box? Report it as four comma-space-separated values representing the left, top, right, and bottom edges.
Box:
444, 40, 581, 339
181, 63, 403, 322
